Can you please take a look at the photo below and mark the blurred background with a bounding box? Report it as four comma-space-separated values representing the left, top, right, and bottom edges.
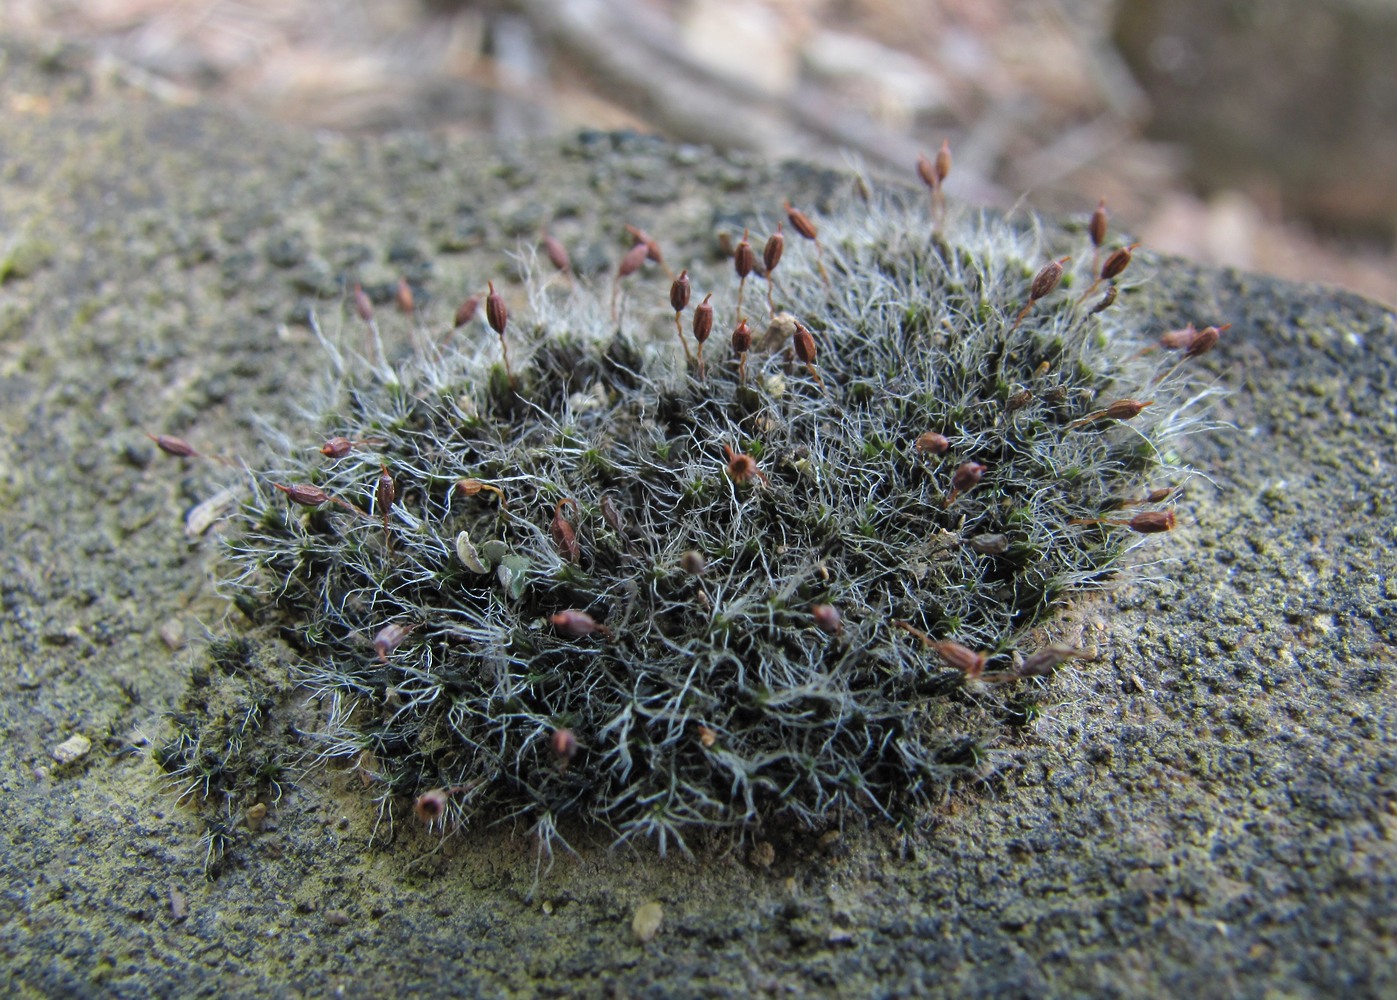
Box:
5, 0, 1394, 306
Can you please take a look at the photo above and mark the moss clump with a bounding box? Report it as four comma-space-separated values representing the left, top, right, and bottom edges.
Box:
154, 637, 291, 873
208, 185, 1217, 854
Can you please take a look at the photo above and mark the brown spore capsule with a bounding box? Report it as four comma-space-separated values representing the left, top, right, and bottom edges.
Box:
1184, 323, 1229, 359
453, 294, 480, 329
543, 233, 570, 274
793, 323, 816, 365
321, 437, 354, 459
617, 241, 649, 278
1029, 257, 1070, 302
784, 201, 817, 241
734, 230, 756, 279
723, 444, 768, 486
600, 493, 625, 535
1012, 257, 1071, 330
1160, 323, 1198, 350
485, 281, 508, 336
486, 281, 514, 381
934, 139, 952, 184
456, 478, 507, 507
782, 201, 828, 285
1100, 242, 1139, 281
1089, 198, 1108, 248
692, 292, 714, 377
414, 788, 449, 825
1127, 509, 1176, 534
763, 224, 784, 275
551, 609, 604, 638
951, 461, 985, 494
731, 318, 752, 381
274, 482, 332, 507
812, 604, 843, 635
1016, 644, 1089, 679
373, 622, 413, 662
680, 550, 706, 576
667, 271, 696, 366
1088, 284, 1118, 315
916, 152, 937, 191
1068, 398, 1155, 430
551, 498, 580, 563
670, 269, 691, 313
915, 431, 950, 455
353, 282, 374, 323
149, 434, 198, 458
275, 482, 366, 517
624, 224, 666, 269
933, 640, 988, 680
376, 464, 396, 545
792, 322, 826, 390
731, 319, 752, 354
551, 728, 578, 763
1103, 399, 1153, 420
693, 294, 714, 346
395, 277, 415, 314
376, 465, 395, 511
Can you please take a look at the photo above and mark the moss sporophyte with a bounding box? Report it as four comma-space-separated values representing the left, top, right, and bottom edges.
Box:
153, 155, 1226, 862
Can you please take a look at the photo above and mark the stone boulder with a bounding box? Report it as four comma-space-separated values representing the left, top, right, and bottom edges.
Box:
1, 40, 1393, 997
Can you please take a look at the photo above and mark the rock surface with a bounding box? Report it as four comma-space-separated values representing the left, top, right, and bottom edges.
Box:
1, 40, 1394, 997
1114, 0, 1397, 238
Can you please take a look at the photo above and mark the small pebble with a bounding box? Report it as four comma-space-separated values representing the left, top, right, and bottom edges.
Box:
169, 885, 188, 921
52, 734, 91, 766
965, 533, 1009, 555
631, 900, 663, 943
158, 619, 186, 651
245, 802, 268, 832
325, 910, 350, 927
750, 841, 775, 868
